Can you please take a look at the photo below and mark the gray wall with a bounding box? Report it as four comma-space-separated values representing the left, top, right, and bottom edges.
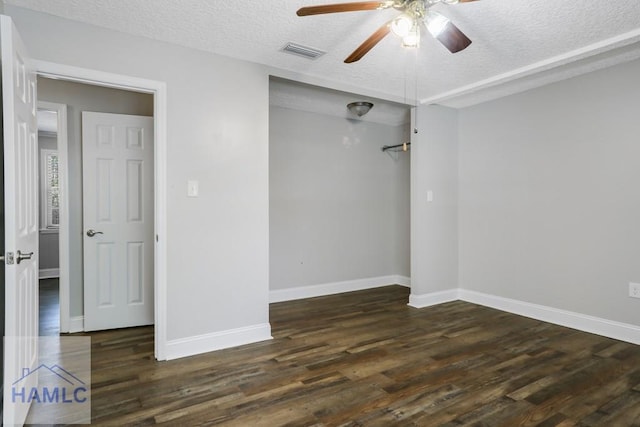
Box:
8, 5, 270, 342
38, 133, 59, 270
458, 58, 640, 326
410, 106, 459, 296
38, 230, 59, 270
269, 106, 410, 290
38, 78, 153, 317
38, 133, 57, 149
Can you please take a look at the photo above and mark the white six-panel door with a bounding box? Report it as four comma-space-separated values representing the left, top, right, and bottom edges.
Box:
2, 15, 39, 426
82, 112, 154, 331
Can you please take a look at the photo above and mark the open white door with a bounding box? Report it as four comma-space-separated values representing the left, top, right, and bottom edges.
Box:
1, 15, 39, 426
82, 112, 154, 331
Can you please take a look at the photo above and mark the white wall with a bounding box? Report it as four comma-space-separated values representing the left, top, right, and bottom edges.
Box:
38, 78, 153, 315
6, 6, 270, 344
458, 58, 640, 326
410, 106, 459, 300
269, 106, 410, 291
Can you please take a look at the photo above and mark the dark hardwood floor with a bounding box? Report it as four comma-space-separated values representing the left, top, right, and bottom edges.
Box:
39, 278, 60, 336
42, 285, 640, 426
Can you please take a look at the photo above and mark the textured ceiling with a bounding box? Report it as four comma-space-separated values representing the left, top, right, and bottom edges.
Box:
8, 0, 640, 115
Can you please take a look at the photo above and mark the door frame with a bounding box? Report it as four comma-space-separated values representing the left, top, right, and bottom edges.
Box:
37, 100, 70, 331
35, 60, 168, 360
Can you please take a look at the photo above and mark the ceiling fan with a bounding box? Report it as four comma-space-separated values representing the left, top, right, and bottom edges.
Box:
297, 0, 478, 63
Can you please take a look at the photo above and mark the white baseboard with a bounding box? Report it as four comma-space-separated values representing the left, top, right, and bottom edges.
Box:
270, 275, 411, 303
458, 289, 640, 346
165, 323, 272, 360
394, 275, 412, 287
67, 316, 84, 333
39, 268, 60, 279
408, 289, 459, 308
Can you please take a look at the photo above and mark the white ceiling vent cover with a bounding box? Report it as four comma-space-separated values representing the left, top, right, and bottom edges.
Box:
281, 42, 326, 60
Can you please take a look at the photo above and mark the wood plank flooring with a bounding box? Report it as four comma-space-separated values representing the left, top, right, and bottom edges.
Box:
39, 278, 60, 336
59, 286, 640, 425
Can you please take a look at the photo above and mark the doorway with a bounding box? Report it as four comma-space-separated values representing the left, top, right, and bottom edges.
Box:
36, 103, 65, 336
38, 78, 155, 335
35, 62, 168, 360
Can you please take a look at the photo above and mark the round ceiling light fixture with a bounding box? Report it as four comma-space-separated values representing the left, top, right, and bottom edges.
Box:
347, 101, 374, 117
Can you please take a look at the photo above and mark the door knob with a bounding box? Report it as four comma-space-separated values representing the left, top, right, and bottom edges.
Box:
86, 229, 104, 237
16, 250, 34, 264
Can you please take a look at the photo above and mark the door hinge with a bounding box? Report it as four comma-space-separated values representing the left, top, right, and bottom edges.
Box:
5, 252, 15, 265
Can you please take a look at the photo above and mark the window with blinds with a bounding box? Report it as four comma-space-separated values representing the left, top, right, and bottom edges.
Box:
41, 149, 60, 229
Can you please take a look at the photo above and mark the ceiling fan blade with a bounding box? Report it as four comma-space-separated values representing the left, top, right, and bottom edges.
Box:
434, 21, 472, 53
297, 2, 389, 16
344, 21, 391, 63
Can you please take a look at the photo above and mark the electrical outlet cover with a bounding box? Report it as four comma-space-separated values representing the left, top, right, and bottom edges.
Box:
629, 282, 640, 299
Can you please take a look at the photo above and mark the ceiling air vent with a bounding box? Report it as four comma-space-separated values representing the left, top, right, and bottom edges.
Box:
281, 42, 326, 60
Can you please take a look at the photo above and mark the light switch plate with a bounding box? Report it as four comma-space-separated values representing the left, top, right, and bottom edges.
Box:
187, 180, 199, 197
427, 190, 434, 202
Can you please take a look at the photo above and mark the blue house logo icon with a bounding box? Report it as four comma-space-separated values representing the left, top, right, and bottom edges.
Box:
12, 364, 88, 404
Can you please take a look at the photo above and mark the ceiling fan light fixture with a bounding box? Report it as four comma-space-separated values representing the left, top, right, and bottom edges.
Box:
390, 14, 413, 37
296, 0, 474, 63
402, 22, 420, 48
424, 10, 450, 37
347, 101, 374, 117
